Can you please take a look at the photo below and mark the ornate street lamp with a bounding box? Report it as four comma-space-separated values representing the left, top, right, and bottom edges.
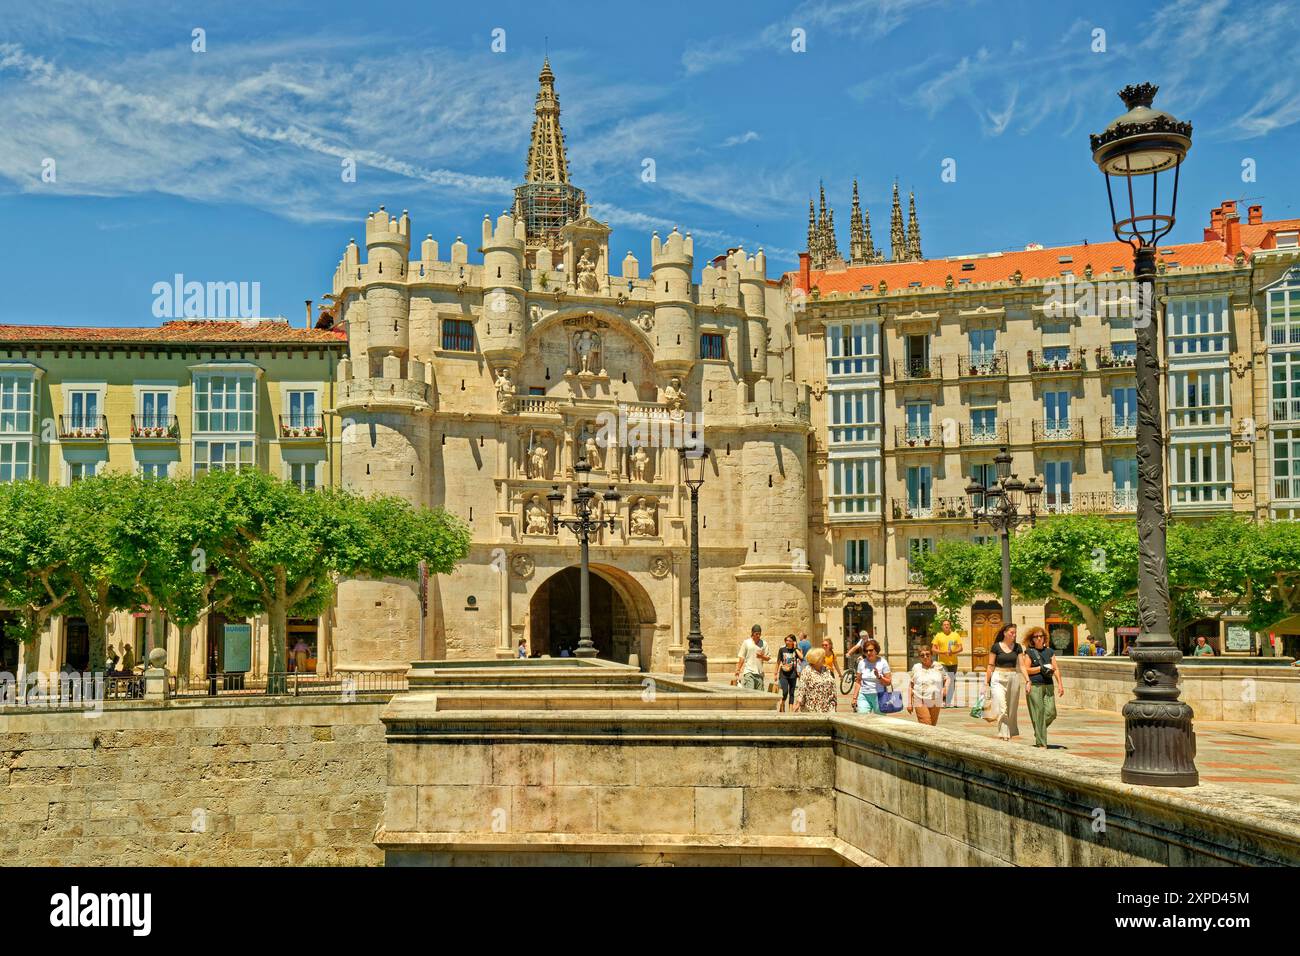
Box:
678, 444, 713, 681
1091, 82, 1198, 787
966, 447, 1042, 618
549, 456, 620, 658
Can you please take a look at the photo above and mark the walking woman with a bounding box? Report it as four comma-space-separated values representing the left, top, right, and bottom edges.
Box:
983, 623, 1029, 740
1024, 626, 1065, 747
775, 634, 802, 713
793, 648, 838, 713
906, 644, 950, 725
851, 639, 892, 714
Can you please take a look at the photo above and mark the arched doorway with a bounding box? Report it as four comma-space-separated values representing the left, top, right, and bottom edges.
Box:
527, 564, 655, 664
969, 600, 1003, 671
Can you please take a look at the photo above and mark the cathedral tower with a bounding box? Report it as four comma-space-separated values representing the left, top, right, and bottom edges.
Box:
513, 58, 587, 262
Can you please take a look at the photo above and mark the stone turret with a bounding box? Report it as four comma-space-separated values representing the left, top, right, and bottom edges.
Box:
479, 211, 527, 364
363, 206, 412, 361
733, 247, 769, 380
650, 227, 696, 373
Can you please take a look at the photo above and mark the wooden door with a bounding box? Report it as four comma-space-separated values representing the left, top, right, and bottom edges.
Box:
970, 607, 1003, 671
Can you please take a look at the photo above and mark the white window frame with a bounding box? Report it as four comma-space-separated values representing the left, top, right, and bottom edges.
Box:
283, 387, 323, 431
1169, 440, 1232, 507
1166, 295, 1229, 356
829, 455, 881, 517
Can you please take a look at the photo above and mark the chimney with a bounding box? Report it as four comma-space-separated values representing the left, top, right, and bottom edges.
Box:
1249, 204, 1263, 226
1224, 211, 1242, 258
798, 251, 811, 293
304, 299, 313, 329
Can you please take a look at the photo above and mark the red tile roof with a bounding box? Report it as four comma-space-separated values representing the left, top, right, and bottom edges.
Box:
0, 320, 347, 346
789, 201, 1300, 296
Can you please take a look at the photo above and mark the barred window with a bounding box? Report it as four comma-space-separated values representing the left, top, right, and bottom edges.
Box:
442, 319, 475, 352
700, 333, 726, 360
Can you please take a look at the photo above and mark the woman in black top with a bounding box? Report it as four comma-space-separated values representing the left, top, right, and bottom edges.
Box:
775, 634, 802, 713
983, 623, 1030, 740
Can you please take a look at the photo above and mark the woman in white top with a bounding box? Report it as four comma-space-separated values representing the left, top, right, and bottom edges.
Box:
851, 639, 892, 714
906, 645, 949, 725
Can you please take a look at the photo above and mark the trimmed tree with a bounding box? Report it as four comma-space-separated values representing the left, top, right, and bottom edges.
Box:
0, 480, 76, 666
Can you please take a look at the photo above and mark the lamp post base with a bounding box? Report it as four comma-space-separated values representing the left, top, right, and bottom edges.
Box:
1121, 697, 1199, 787
683, 637, 708, 682
574, 644, 598, 659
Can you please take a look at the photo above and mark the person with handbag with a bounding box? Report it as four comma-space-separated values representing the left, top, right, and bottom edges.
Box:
775, 634, 803, 713
850, 639, 893, 714
793, 648, 837, 713
983, 623, 1029, 740
1024, 626, 1065, 747
906, 644, 949, 725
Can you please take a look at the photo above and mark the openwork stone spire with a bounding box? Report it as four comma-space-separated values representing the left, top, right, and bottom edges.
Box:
890, 181, 906, 262
524, 58, 571, 184
825, 206, 841, 262
849, 179, 875, 265
807, 199, 817, 258
906, 190, 922, 260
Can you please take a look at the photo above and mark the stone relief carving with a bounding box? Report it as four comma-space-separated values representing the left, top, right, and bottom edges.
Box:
649, 556, 670, 579
524, 494, 551, 535
629, 497, 658, 537
663, 376, 686, 415
637, 311, 654, 332
573, 329, 602, 374
510, 553, 535, 578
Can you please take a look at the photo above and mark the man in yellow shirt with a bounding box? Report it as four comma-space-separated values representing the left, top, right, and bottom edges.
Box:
929, 619, 964, 707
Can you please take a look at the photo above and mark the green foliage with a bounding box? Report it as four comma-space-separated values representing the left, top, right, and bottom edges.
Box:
909, 539, 999, 622
0, 480, 74, 642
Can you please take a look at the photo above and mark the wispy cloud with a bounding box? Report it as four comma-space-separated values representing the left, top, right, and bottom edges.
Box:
721, 131, 760, 147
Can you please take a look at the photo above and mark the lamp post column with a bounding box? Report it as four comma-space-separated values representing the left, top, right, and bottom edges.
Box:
683, 479, 708, 681
1122, 244, 1197, 785
999, 523, 1013, 622
575, 509, 596, 658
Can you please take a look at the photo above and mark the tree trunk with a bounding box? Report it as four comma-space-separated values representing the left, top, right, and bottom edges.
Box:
88, 613, 108, 676
148, 607, 165, 664
1078, 605, 1106, 645
266, 603, 288, 694
177, 622, 195, 688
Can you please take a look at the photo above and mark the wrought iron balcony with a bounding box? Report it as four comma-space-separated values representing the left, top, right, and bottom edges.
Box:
1095, 345, 1138, 371
957, 351, 1007, 379
278, 414, 326, 440
1027, 348, 1085, 375
891, 498, 934, 520
58, 414, 107, 440
958, 421, 1008, 446
893, 424, 943, 450
935, 496, 969, 519
1100, 415, 1137, 440
893, 356, 942, 383
1039, 493, 1074, 515
1071, 489, 1137, 514
130, 414, 180, 440
1032, 418, 1083, 442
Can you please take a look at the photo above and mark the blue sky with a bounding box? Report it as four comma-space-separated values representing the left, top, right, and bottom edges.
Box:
1, 0, 1298, 326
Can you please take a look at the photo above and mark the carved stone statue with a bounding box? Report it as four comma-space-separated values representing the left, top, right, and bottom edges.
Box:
574, 330, 601, 374
663, 376, 686, 416
577, 248, 600, 293
630, 497, 657, 537
581, 426, 603, 470
525, 495, 550, 535
631, 446, 650, 482
494, 368, 516, 414
528, 441, 550, 480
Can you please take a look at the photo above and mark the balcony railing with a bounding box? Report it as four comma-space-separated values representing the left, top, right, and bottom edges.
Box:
1273, 398, 1300, 423
894, 424, 943, 450
1040, 494, 1073, 515
278, 414, 326, 440
1100, 415, 1137, 440
893, 356, 942, 382
957, 351, 1007, 379
58, 414, 107, 440
1071, 489, 1137, 514
1274, 477, 1300, 501
1032, 419, 1083, 442
1095, 346, 1138, 370
1027, 348, 1085, 374
130, 414, 180, 440
1270, 326, 1300, 346
891, 498, 934, 520
935, 496, 968, 519
959, 422, 1008, 446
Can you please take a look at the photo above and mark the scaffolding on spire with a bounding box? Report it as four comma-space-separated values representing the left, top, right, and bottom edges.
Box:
514, 58, 587, 260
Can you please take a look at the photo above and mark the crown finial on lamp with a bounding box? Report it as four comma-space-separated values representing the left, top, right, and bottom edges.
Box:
1118, 82, 1158, 109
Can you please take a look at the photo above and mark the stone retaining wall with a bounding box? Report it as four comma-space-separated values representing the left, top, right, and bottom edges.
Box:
1056, 657, 1300, 722
0, 699, 388, 866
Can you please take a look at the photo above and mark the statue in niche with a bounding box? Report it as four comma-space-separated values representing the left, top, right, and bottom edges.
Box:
494, 367, 516, 414
581, 425, 603, 470
631, 446, 650, 482
630, 497, 658, 537
663, 376, 686, 416
528, 439, 550, 480
525, 495, 550, 535
577, 248, 600, 293
574, 329, 601, 375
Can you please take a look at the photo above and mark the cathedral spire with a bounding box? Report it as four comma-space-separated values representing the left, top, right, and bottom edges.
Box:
849, 179, 873, 264
807, 198, 817, 259
906, 189, 922, 261
889, 181, 906, 263
825, 205, 841, 262
524, 57, 571, 185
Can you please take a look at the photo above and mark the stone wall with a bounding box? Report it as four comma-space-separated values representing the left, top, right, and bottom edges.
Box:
0, 699, 388, 866
1057, 657, 1300, 723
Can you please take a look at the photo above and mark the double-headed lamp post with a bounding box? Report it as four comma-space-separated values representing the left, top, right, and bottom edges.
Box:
1090, 83, 1198, 786
679, 444, 712, 681
548, 456, 620, 659
965, 447, 1042, 619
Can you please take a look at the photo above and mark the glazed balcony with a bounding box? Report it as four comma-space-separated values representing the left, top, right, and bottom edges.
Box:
1032, 419, 1083, 443
1027, 349, 1085, 376
1272, 397, 1300, 423
1100, 415, 1137, 441
278, 414, 327, 441
58, 414, 107, 441
893, 424, 944, 452
958, 422, 1008, 447
957, 351, 1007, 380
1095, 346, 1138, 372
130, 414, 180, 441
